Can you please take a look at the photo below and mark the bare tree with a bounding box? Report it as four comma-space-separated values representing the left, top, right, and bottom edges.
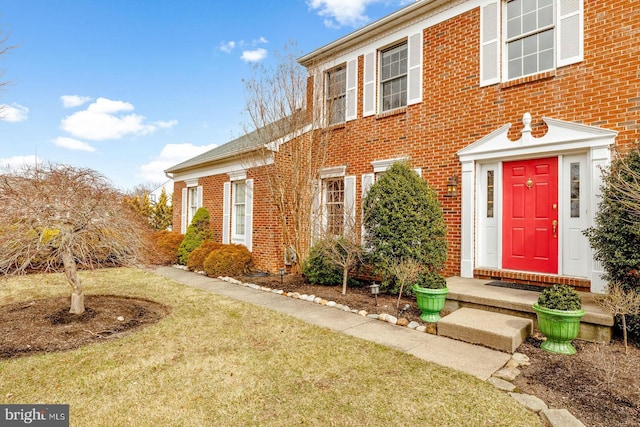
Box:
597, 282, 640, 354
0, 163, 152, 314
242, 44, 329, 273
387, 258, 422, 314
0, 26, 16, 118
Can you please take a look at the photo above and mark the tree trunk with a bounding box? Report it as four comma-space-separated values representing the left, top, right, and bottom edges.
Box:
62, 251, 85, 314
342, 266, 348, 296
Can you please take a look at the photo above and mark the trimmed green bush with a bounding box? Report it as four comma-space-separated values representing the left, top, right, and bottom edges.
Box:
203, 244, 253, 277
414, 272, 447, 289
302, 241, 343, 286
187, 240, 223, 271
537, 285, 582, 311
177, 208, 214, 265
362, 162, 447, 294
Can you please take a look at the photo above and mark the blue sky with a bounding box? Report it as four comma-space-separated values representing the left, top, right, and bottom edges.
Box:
0, 0, 411, 191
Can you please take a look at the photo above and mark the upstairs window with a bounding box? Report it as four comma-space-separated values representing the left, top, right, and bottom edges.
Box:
506, 0, 555, 80
380, 42, 408, 112
325, 65, 346, 125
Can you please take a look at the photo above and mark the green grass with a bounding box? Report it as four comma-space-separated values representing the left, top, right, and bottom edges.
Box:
0, 268, 540, 426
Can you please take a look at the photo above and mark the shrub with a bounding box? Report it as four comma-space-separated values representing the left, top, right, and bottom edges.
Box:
177, 208, 214, 265
585, 147, 640, 345
536, 285, 582, 311
202, 244, 253, 277
414, 272, 447, 290
362, 162, 447, 293
302, 241, 343, 286
187, 240, 223, 271
150, 230, 184, 265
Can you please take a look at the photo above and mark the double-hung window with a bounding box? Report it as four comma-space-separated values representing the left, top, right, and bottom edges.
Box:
380, 42, 408, 112
232, 181, 246, 238
506, 0, 555, 80
326, 65, 346, 125
324, 178, 345, 236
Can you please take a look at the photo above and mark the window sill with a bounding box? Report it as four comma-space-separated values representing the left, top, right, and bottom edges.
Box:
501, 70, 556, 89
375, 106, 407, 120
326, 122, 346, 130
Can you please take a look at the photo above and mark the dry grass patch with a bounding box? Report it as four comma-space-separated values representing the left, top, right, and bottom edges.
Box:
0, 268, 540, 426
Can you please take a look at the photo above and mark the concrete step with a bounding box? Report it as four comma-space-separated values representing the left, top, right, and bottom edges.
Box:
438, 307, 533, 353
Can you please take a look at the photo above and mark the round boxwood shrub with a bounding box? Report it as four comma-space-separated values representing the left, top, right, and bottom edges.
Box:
302, 241, 344, 286
362, 162, 447, 294
536, 285, 582, 311
203, 244, 253, 277
187, 240, 223, 271
177, 207, 214, 265
414, 272, 447, 290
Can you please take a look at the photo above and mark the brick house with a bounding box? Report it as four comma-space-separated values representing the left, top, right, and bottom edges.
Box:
167, 0, 639, 293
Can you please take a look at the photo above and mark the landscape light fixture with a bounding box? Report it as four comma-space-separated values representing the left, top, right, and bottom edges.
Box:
278, 267, 286, 285
370, 282, 380, 306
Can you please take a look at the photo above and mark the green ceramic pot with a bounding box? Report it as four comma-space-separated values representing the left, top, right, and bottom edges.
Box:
533, 303, 585, 355
413, 285, 448, 322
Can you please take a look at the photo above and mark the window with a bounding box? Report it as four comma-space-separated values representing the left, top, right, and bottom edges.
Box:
506, 0, 555, 80
570, 162, 580, 218
487, 170, 495, 218
326, 65, 346, 125
188, 187, 199, 224
324, 178, 344, 235
233, 181, 246, 236
380, 42, 407, 112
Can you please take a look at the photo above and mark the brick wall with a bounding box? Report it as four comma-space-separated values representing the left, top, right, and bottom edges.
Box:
319, 1, 639, 277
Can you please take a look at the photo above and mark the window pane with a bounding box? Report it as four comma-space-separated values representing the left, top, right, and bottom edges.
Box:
507, 17, 521, 39
570, 162, 580, 218
507, 0, 522, 19
508, 39, 523, 60
539, 29, 554, 50
539, 49, 554, 71
508, 58, 522, 79
523, 11, 537, 33
539, 4, 554, 27
487, 170, 494, 218
523, 54, 537, 75
523, 0, 537, 14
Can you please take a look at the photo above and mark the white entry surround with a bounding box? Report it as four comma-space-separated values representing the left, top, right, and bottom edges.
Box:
457, 114, 617, 293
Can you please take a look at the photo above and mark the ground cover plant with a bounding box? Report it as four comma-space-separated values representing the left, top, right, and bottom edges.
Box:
0, 268, 539, 426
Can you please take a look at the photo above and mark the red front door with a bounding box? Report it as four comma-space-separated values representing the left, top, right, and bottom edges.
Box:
502, 158, 558, 274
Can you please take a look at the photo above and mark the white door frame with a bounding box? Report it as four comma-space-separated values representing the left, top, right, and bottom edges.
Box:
457, 114, 617, 293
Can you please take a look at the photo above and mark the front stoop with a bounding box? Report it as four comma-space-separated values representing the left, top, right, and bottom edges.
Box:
438, 307, 533, 353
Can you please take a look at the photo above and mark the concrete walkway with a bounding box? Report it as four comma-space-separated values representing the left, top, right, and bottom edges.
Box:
153, 266, 511, 380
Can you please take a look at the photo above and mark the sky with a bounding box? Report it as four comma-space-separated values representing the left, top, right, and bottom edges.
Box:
0, 0, 413, 192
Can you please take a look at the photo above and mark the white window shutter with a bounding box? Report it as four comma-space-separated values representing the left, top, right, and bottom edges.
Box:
181, 188, 188, 234
344, 176, 356, 235
557, 0, 583, 67
480, 0, 500, 86
310, 180, 322, 243
360, 173, 375, 244
244, 179, 253, 251
363, 52, 376, 117
196, 185, 203, 208
222, 182, 231, 244
345, 59, 357, 121
407, 32, 422, 105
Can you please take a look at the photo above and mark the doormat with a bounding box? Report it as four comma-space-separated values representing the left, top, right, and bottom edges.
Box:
485, 281, 545, 293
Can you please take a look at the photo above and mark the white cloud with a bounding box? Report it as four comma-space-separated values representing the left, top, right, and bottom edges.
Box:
220, 41, 236, 53
53, 136, 96, 152
0, 155, 41, 170
307, 0, 379, 28
0, 103, 29, 122
138, 143, 217, 183
60, 95, 92, 108
59, 97, 177, 141
241, 48, 268, 62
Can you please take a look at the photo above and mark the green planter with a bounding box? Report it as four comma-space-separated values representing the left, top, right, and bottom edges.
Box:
533, 303, 585, 355
413, 285, 448, 322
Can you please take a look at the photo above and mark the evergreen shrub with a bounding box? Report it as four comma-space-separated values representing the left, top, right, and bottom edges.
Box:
302, 241, 343, 286
585, 147, 640, 345
177, 208, 214, 265
187, 240, 223, 271
536, 285, 582, 311
362, 162, 447, 294
202, 244, 253, 277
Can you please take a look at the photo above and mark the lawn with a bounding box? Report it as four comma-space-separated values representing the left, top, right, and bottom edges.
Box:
0, 268, 540, 426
